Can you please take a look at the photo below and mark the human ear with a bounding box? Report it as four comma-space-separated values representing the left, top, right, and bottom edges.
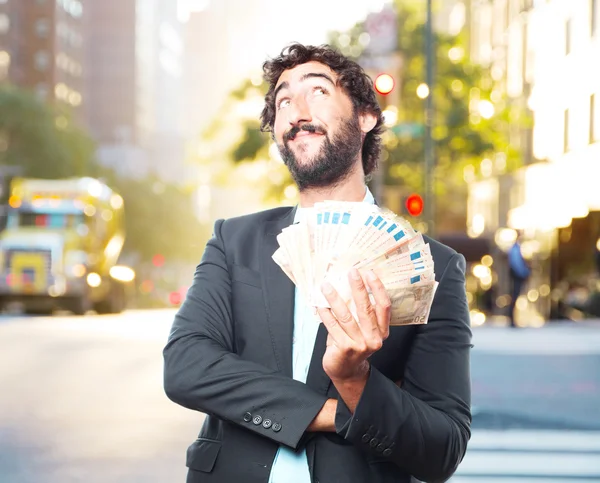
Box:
358, 111, 377, 133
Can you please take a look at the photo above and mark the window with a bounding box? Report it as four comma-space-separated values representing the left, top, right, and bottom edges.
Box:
61, 0, 83, 18
35, 18, 50, 38
592, 0, 598, 37
565, 18, 572, 55
13, 213, 83, 229
0, 13, 9, 35
564, 109, 570, 153
520, 0, 533, 11
522, 21, 528, 85
34, 50, 50, 71
69, 31, 82, 48
0, 50, 9, 79
35, 82, 49, 100
592, 94, 598, 143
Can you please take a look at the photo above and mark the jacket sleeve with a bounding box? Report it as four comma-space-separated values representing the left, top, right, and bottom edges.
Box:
163, 219, 328, 449
335, 252, 472, 482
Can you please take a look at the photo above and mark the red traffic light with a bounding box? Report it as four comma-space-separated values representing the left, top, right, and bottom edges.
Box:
374, 73, 395, 95
169, 291, 182, 306
152, 254, 165, 267
406, 194, 424, 217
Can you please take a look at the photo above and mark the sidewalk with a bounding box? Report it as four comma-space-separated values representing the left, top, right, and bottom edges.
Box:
476, 315, 600, 329
472, 321, 600, 354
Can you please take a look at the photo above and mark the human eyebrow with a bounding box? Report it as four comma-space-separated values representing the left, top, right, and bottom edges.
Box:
273, 81, 289, 103
301, 72, 336, 87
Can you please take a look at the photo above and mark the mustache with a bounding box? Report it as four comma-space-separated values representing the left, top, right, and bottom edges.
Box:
284, 124, 327, 142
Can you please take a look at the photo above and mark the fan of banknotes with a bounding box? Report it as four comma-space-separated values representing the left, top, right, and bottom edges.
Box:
272, 201, 438, 326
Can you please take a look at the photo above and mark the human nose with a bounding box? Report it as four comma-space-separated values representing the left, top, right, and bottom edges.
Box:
287, 96, 312, 126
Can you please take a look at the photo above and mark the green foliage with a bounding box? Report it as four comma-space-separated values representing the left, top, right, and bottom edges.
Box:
96, 168, 208, 263
193, 77, 295, 206
0, 85, 206, 264
329, 3, 528, 230
0, 85, 95, 178
232, 120, 265, 162
230, 79, 260, 100
197, 2, 529, 225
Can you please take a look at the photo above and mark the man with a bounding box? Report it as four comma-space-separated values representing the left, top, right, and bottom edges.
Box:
164, 43, 472, 483
507, 232, 530, 327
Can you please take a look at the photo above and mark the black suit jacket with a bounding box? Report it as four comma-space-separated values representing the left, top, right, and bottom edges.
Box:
163, 206, 472, 483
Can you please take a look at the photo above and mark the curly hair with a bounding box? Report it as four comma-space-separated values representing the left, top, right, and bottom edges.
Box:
260, 43, 385, 177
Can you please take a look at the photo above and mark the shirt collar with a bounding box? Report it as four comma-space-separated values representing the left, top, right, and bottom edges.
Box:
294, 187, 375, 224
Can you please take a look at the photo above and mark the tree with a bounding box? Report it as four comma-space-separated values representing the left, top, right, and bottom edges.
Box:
0, 85, 205, 265
328, 3, 529, 232
193, 79, 296, 207
0, 85, 95, 178
196, 2, 528, 232
97, 170, 208, 264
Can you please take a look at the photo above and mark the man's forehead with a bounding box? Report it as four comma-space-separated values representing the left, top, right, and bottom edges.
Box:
274, 61, 338, 90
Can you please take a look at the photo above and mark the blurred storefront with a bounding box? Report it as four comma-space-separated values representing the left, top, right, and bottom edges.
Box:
464, 0, 600, 325
467, 158, 600, 325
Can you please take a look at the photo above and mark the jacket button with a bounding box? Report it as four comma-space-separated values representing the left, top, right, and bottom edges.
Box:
243, 412, 252, 422
272, 422, 282, 432
369, 438, 379, 448
361, 433, 371, 443
383, 448, 392, 457
376, 443, 385, 452
262, 418, 272, 429
252, 415, 263, 425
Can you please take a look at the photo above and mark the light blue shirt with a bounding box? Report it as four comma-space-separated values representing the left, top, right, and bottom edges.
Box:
268, 187, 375, 483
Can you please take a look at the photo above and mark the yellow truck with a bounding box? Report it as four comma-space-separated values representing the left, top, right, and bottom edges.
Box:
0, 177, 135, 315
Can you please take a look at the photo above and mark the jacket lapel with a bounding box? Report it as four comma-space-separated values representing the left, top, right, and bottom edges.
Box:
260, 205, 332, 395
261, 208, 296, 378
305, 323, 331, 395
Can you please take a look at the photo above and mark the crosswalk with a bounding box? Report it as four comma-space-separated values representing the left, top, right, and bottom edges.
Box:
472, 324, 600, 354
451, 430, 600, 482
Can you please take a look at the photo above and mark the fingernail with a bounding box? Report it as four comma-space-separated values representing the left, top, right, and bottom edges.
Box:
367, 270, 377, 281
321, 282, 333, 295
349, 268, 361, 280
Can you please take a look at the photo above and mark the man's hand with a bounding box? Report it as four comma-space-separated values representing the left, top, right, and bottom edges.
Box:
317, 268, 391, 383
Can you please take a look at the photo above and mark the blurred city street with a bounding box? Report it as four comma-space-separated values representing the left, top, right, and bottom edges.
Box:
1, 311, 599, 482
0, 310, 200, 483
456, 322, 600, 482
1, 0, 600, 480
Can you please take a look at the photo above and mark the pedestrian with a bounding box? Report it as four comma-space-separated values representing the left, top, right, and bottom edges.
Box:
595, 237, 600, 276
507, 231, 531, 327
163, 43, 472, 483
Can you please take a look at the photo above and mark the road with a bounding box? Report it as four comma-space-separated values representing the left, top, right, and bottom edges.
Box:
453, 323, 600, 482
0, 310, 200, 483
1, 311, 599, 482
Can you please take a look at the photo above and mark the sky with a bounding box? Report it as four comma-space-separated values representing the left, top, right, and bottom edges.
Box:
178, 0, 395, 135
178, 0, 392, 44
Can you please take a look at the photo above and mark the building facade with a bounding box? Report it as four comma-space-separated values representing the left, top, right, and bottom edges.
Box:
85, 0, 186, 183
467, 0, 600, 323
0, 0, 85, 120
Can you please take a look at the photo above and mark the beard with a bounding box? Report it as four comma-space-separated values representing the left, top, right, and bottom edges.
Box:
277, 115, 363, 191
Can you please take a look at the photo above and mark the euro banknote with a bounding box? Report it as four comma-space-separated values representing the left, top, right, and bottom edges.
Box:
272, 201, 438, 326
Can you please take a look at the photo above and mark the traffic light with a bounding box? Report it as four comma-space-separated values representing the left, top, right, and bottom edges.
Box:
169, 291, 182, 306
374, 73, 395, 96
152, 254, 165, 268
405, 193, 424, 217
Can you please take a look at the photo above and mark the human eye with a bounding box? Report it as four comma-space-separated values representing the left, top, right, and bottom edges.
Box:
313, 86, 328, 96
276, 97, 290, 109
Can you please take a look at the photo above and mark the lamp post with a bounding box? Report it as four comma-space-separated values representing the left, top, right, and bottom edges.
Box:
424, 0, 435, 236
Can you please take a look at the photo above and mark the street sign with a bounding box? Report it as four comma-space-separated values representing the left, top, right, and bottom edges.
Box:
391, 122, 425, 138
